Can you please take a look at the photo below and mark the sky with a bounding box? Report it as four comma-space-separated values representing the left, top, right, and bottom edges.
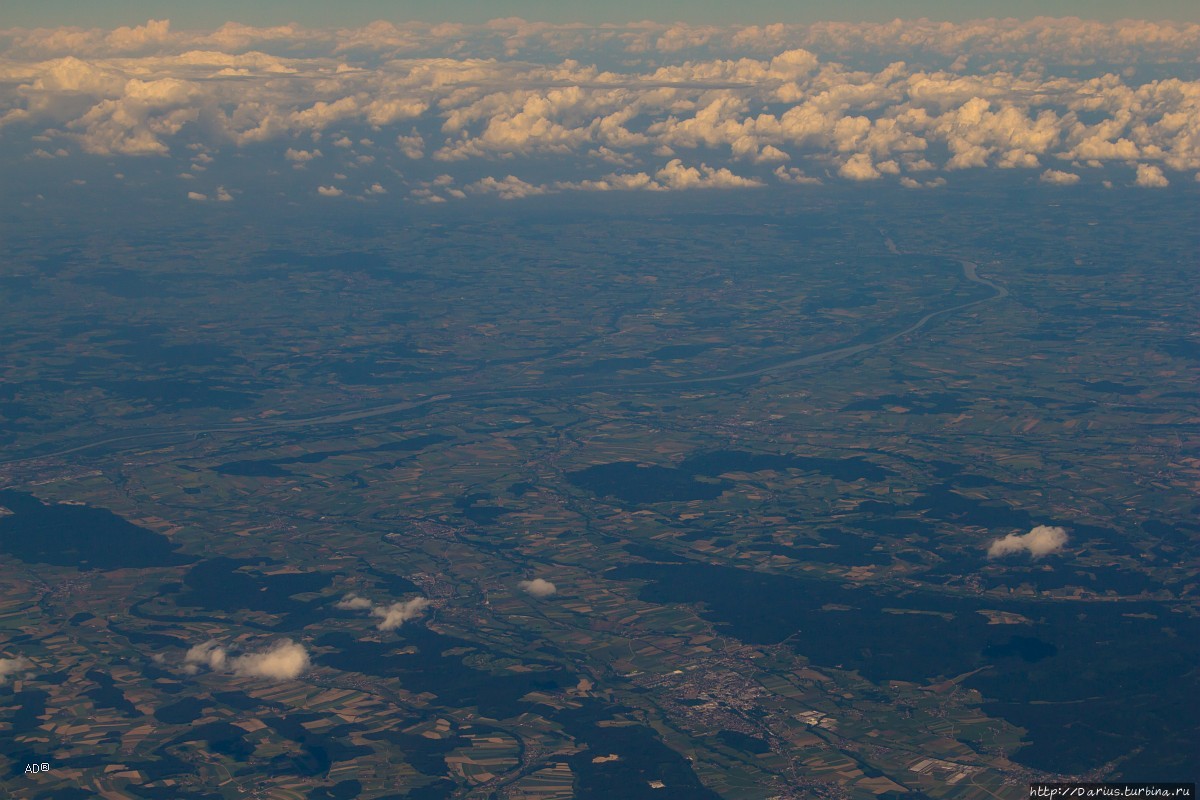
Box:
6, 0, 1200, 28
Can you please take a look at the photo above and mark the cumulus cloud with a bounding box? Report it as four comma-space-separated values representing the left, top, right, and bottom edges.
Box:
371, 597, 431, 630
182, 639, 228, 674
285, 147, 321, 162
3, 18, 1199, 195
182, 638, 309, 680
1135, 163, 1169, 188
519, 578, 558, 598
987, 525, 1069, 559
655, 159, 762, 189
0, 656, 32, 684
465, 159, 762, 199
839, 153, 881, 181
317, 185, 344, 197
555, 171, 662, 192
774, 165, 821, 184
335, 593, 373, 610
466, 174, 547, 200
396, 132, 424, 159
900, 176, 946, 188
1040, 169, 1081, 185
230, 639, 310, 680
106, 19, 173, 53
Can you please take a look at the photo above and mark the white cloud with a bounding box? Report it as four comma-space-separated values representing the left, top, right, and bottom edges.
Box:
285, 147, 321, 162
371, 597, 431, 630
396, 132, 424, 159
3, 19, 1198, 193
839, 153, 881, 181
106, 19, 172, 53
987, 525, 1069, 559
187, 191, 207, 201
466, 174, 547, 200
0, 656, 32, 684
317, 185, 344, 197
1040, 169, 1080, 185
900, 176, 946, 189
655, 159, 762, 189
182, 640, 228, 674
1134, 163, 1169, 188
182, 638, 308, 680
519, 578, 558, 598
555, 171, 663, 192
215, 186, 233, 201
335, 593, 373, 610
755, 144, 790, 163
230, 639, 310, 680
774, 165, 821, 184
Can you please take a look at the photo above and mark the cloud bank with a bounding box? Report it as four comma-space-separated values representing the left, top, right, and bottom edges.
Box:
4, 18, 1199, 200
987, 525, 1069, 559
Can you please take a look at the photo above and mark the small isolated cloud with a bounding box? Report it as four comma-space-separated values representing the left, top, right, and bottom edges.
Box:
1135, 163, 1169, 188
466, 174, 547, 200
987, 525, 1069, 559
518, 578, 557, 598
371, 597, 430, 630
774, 165, 821, 185
900, 176, 946, 189
285, 147, 321, 162
183, 638, 309, 680
0, 656, 32, 684
215, 186, 233, 202
182, 640, 228, 674
396, 133, 424, 159
230, 639, 310, 680
1040, 169, 1080, 185
317, 185, 343, 197
335, 593, 373, 610
187, 191, 207, 201
365, 182, 386, 195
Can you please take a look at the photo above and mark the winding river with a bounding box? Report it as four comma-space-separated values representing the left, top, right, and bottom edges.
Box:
1, 250, 1007, 467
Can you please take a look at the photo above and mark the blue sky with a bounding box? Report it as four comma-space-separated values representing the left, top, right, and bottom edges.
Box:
7, 0, 1199, 27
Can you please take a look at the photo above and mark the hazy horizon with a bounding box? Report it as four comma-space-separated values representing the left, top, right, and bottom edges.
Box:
6, 0, 1200, 29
